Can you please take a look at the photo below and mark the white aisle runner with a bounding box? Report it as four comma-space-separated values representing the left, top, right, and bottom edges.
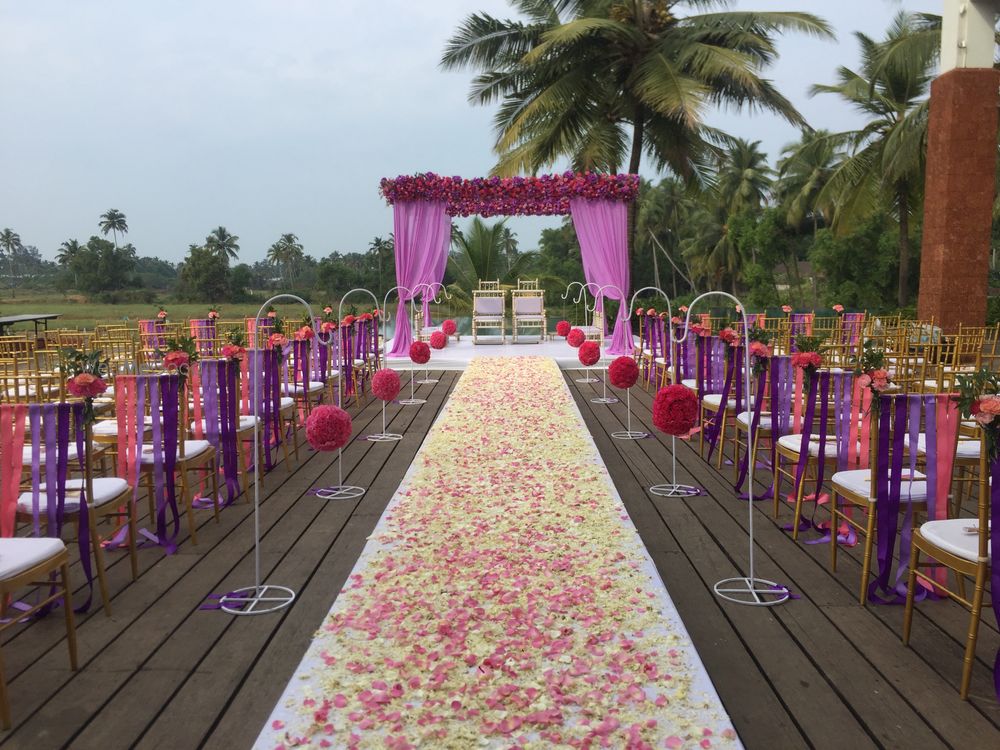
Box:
256, 357, 740, 749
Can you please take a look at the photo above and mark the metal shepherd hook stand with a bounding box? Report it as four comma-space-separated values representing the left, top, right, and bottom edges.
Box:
678, 290, 789, 607
412, 282, 450, 385
383, 285, 426, 406
304, 290, 373, 502
583, 283, 625, 405
367, 289, 404, 442
560, 282, 599, 384
220, 293, 333, 615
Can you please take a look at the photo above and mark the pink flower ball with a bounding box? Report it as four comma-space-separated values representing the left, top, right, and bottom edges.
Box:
608, 356, 639, 389
555, 320, 571, 337
430, 331, 447, 349
653, 385, 699, 437
441, 319, 457, 336
567, 328, 585, 348
578, 340, 601, 367
305, 405, 352, 451
409, 341, 431, 365
372, 368, 401, 402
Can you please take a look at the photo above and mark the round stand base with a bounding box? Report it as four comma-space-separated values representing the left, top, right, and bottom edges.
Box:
591, 397, 619, 404
313, 485, 366, 500
649, 483, 700, 498
416, 378, 438, 385
575, 377, 600, 384
366, 433, 403, 442
713, 577, 790, 607
398, 398, 426, 406
611, 430, 648, 440
220, 584, 296, 616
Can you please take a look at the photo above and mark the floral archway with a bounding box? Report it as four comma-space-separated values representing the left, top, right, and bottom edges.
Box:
379, 171, 640, 356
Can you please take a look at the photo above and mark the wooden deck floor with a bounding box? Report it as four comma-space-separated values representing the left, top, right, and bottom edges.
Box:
566, 374, 1000, 750
3, 365, 999, 749
0, 372, 458, 750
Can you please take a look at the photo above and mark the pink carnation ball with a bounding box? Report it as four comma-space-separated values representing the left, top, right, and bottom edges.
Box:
555, 320, 571, 337
578, 340, 601, 367
409, 341, 431, 365
372, 368, 401, 402
566, 328, 585, 348
305, 405, 352, 451
429, 331, 447, 349
441, 319, 457, 336
608, 356, 639, 389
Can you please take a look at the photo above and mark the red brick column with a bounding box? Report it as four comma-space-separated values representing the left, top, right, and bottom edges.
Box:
918, 67, 1000, 331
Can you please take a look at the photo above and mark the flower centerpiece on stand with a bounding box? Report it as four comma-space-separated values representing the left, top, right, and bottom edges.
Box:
791, 335, 825, 386
854, 338, 892, 410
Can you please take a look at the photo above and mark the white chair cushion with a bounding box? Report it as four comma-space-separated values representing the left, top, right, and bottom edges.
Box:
284, 381, 325, 395
94, 416, 154, 436
17, 477, 129, 514
778, 433, 841, 458
513, 297, 543, 315
702, 394, 736, 409
140, 439, 212, 464
903, 433, 981, 460
736, 411, 772, 429
22, 442, 103, 465
653, 356, 668, 365
681, 378, 697, 390
515, 315, 545, 322
280, 396, 295, 410
0, 537, 66, 580
831, 468, 927, 502
192, 415, 261, 433
920, 519, 991, 563
473, 297, 503, 315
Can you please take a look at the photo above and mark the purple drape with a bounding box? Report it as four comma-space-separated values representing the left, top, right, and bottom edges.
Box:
387, 200, 450, 357
569, 199, 632, 355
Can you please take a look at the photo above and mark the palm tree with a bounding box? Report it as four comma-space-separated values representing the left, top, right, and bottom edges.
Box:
57, 239, 83, 286
442, 1, 833, 256
204, 226, 240, 264
448, 218, 536, 301
267, 233, 304, 286
775, 129, 846, 236
810, 11, 934, 307
368, 236, 394, 293
99, 209, 128, 248
0, 228, 22, 298
637, 177, 698, 295
716, 139, 773, 216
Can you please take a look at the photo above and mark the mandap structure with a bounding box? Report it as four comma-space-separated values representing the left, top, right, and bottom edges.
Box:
379, 171, 640, 356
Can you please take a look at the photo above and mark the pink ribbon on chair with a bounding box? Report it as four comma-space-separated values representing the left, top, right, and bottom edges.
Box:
0, 404, 27, 538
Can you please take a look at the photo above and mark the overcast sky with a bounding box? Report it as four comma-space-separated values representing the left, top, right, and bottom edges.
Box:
1, 0, 937, 264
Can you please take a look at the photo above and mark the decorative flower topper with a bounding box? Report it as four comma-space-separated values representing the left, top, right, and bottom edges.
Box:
372, 368, 401, 402
323, 305, 334, 316
566, 328, 586, 348
441, 319, 457, 336
221, 343, 245, 362
294, 325, 315, 341
855, 339, 891, 396
305, 405, 352, 452
781, 305, 792, 313
555, 320, 571, 337
268, 332, 288, 349
156, 306, 168, 321
609, 356, 639, 389
429, 330, 447, 349
678, 305, 688, 313
718, 327, 739, 348
207, 308, 219, 319
832, 304, 844, 313
653, 384, 700, 439
957, 369, 1000, 460
409, 340, 431, 365
378, 171, 640, 217
578, 340, 601, 367
66, 373, 107, 399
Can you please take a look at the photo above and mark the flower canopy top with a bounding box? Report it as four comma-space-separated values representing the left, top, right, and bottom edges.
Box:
379, 171, 640, 217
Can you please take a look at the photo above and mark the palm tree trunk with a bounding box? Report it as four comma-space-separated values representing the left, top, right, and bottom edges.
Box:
897, 188, 910, 308
627, 109, 645, 286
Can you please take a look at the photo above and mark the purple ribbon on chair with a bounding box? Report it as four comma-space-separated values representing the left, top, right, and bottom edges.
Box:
989, 456, 1000, 700
201, 360, 241, 506
735, 366, 768, 495
249, 349, 281, 471
704, 345, 736, 461
149, 375, 180, 551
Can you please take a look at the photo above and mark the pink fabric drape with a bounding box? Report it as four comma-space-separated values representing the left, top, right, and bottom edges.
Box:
569, 198, 633, 354
387, 200, 450, 357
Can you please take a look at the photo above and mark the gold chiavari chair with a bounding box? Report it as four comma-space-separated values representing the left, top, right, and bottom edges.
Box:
903, 431, 991, 699
16, 409, 136, 614
980, 322, 1000, 372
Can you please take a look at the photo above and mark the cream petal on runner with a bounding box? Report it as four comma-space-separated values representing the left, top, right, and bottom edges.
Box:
257, 357, 739, 749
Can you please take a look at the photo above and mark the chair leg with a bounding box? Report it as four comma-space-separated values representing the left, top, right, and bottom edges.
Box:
903, 544, 920, 646
960, 568, 987, 699
211, 459, 220, 522
0, 644, 9, 730
715, 412, 728, 470
127, 499, 139, 581
60, 562, 78, 670
182, 469, 198, 545
90, 511, 112, 616
773, 454, 782, 519
859, 502, 877, 605
791, 472, 808, 541
829, 494, 840, 573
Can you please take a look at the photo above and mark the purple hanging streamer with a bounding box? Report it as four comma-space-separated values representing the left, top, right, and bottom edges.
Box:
735, 366, 768, 494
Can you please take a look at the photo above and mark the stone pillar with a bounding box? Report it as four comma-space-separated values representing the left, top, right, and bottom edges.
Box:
917, 67, 1000, 331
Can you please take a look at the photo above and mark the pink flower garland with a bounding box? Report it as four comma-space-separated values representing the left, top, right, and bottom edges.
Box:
379, 172, 640, 217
